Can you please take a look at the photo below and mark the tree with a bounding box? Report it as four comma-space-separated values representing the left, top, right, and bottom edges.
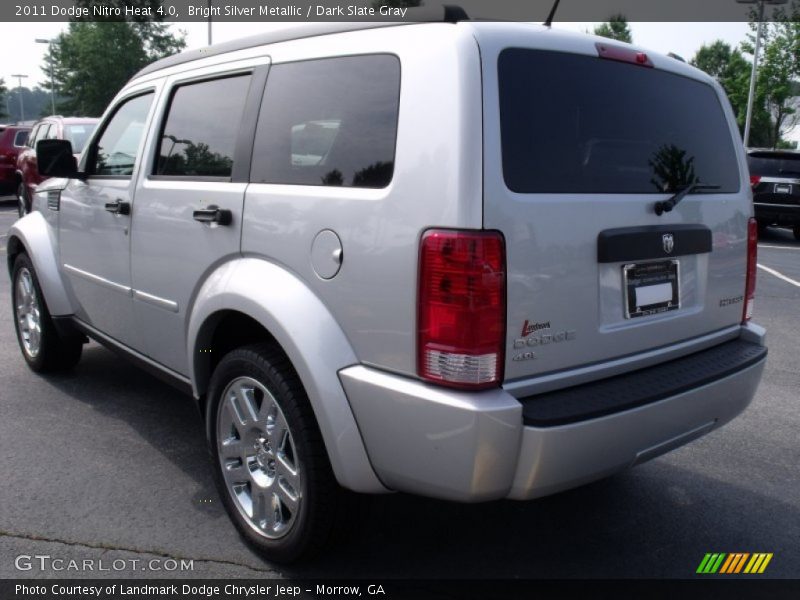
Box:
729, 1, 800, 147
690, 41, 764, 138
593, 15, 633, 44
44, 1, 184, 116
2, 87, 51, 123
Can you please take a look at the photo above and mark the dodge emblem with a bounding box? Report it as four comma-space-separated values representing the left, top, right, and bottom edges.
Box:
662, 233, 675, 254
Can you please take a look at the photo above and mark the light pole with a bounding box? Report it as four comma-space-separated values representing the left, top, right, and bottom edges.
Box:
36, 38, 57, 116
10, 74, 28, 122
738, 0, 788, 148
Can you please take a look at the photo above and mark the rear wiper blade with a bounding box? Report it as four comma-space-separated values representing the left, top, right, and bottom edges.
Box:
654, 183, 720, 216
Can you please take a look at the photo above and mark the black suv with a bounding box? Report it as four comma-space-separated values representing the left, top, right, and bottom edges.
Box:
747, 148, 800, 240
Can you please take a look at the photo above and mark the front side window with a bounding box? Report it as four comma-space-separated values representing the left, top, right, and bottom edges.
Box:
93, 92, 154, 177
154, 74, 252, 178
498, 49, 740, 194
251, 54, 400, 188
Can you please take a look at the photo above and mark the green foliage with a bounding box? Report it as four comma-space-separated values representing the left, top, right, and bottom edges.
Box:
593, 15, 633, 44
2, 87, 52, 123
691, 41, 758, 135
649, 144, 697, 192
44, 1, 185, 117
730, 1, 800, 148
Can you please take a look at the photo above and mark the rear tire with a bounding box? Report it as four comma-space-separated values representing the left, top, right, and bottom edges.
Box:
207, 343, 350, 563
11, 253, 83, 372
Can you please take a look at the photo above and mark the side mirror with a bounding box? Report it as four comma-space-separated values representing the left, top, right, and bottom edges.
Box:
37, 139, 80, 178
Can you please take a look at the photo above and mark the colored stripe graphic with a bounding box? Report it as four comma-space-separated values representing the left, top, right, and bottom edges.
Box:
697, 553, 773, 574
697, 553, 727, 574
744, 553, 774, 574
720, 553, 749, 573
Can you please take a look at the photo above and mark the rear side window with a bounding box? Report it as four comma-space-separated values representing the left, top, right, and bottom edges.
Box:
251, 54, 400, 188
155, 74, 252, 178
14, 130, 29, 147
498, 49, 740, 194
748, 153, 800, 177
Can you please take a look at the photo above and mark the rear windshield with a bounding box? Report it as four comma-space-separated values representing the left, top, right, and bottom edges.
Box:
748, 153, 800, 177
498, 49, 740, 194
64, 123, 96, 154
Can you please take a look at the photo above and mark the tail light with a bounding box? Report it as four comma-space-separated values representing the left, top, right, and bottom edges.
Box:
596, 42, 653, 67
750, 175, 761, 188
743, 218, 758, 322
418, 229, 506, 389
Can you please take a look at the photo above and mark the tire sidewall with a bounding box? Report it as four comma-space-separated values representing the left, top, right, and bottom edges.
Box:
11, 254, 48, 370
206, 348, 321, 563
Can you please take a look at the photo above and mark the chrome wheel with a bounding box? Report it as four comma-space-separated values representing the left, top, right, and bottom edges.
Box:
217, 376, 302, 540
15, 267, 42, 358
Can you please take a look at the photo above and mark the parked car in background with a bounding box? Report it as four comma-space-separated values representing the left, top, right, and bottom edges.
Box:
15, 116, 98, 217
0, 125, 31, 196
747, 148, 800, 240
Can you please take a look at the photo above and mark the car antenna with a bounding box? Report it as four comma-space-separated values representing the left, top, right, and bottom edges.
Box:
543, 0, 561, 27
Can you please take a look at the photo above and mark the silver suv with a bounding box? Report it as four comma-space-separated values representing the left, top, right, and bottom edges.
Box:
7, 16, 767, 562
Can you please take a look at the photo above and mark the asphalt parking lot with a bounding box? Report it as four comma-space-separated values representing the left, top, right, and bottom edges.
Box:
0, 197, 798, 580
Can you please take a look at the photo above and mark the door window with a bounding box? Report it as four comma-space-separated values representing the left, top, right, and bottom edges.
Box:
92, 92, 154, 177
250, 55, 400, 188
154, 74, 252, 178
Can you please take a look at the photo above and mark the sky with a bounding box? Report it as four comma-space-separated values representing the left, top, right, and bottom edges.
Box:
0, 20, 752, 91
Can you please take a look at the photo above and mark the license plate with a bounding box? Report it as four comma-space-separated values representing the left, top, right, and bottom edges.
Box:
775, 183, 792, 194
622, 260, 680, 319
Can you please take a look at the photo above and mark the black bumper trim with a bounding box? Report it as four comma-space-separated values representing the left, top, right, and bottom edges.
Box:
520, 339, 767, 427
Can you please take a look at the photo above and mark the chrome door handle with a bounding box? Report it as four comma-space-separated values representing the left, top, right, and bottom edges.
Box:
192, 205, 232, 226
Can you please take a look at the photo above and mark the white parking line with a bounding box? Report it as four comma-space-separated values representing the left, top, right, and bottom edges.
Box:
759, 244, 800, 251
757, 264, 800, 288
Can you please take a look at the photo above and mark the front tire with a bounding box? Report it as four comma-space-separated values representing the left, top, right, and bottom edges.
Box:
11, 253, 83, 372
207, 344, 347, 563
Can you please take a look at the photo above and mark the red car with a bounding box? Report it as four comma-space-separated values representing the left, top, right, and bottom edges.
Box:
16, 116, 98, 216
0, 125, 31, 198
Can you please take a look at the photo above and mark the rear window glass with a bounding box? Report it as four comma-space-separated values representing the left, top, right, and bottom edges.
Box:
747, 153, 800, 177
250, 54, 400, 188
498, 49, 740, 194
64, 124, 96, 154
14, 130, 29, 146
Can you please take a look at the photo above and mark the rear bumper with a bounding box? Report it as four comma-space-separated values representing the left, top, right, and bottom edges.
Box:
754, 202, 800, 225
340, 325, 767, 502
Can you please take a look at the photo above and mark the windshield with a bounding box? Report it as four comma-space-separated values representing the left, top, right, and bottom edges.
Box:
64, 123, 97, 154
498, 49, 740, 194
748, 153, 800, 177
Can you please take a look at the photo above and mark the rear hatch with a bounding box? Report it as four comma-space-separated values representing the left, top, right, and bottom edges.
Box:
475, 26, 751, 384
748, 150, 800, 206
